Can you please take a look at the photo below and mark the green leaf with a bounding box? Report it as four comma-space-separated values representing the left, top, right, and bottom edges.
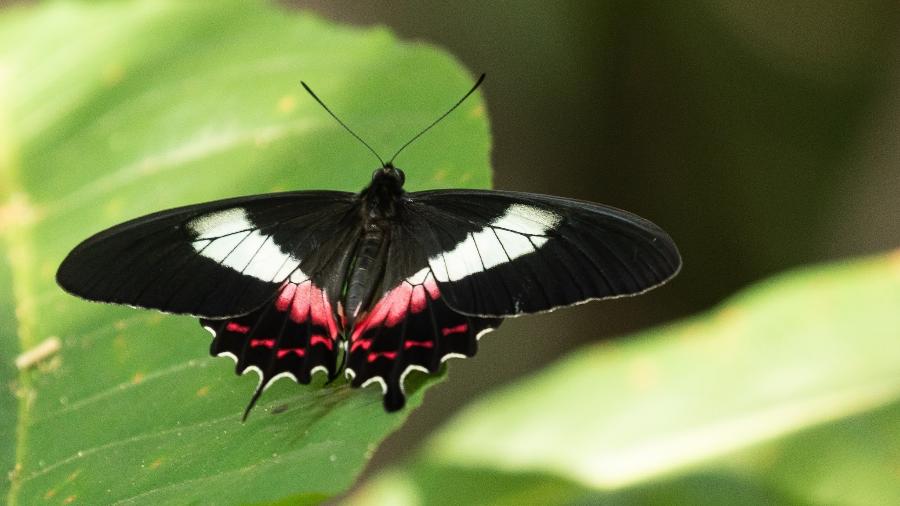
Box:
347, 252, 900, 505
0, 1, 489, 504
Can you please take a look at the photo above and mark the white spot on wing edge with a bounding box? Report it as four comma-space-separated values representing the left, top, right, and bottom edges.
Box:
241, 365, 264, 392
361, 376, 388, 394
203, 326, 217, 337
440, 352, 468, 363
217, 352, 327, 390
476, 327, 496, 341
216, 351, 238, 364
264, 371, 298, 391
399, 365, 429, 395
345, 368, 356, 380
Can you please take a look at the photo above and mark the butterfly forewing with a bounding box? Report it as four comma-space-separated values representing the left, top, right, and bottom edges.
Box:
406, 189, 680, 317
56, 191, 355, 317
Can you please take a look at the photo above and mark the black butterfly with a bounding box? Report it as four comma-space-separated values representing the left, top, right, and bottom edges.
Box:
56, 75, 681, 418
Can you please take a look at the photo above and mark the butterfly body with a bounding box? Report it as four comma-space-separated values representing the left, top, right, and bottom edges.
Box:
344, 165, 408, 326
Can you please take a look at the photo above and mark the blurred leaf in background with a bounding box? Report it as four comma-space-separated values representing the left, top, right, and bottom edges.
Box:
0, 0, 489, 504
347, 251, 900, 506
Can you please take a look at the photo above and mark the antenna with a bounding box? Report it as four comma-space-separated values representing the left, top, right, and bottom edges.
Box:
388, 73, 486, 164
301, 73, 486, 168
301, 81, 386, 167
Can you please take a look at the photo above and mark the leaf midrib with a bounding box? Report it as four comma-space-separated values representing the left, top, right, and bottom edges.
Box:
1, 122, 35, 506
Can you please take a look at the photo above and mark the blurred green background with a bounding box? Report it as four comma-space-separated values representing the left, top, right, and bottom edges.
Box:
2, 1, 899, 504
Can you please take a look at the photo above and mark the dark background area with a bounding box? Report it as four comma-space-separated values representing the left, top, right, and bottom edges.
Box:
287, 0, 900, 472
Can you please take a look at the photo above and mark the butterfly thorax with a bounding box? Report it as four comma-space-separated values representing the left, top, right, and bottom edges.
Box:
359, 164, 406, 219
343, 165, 408, 327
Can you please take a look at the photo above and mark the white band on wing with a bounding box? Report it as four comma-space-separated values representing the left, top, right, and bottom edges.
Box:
430, 203, 562, 282
188, 208, 303, 282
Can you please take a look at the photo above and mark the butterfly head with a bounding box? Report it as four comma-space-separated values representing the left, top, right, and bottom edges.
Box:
372, 164, 406, 189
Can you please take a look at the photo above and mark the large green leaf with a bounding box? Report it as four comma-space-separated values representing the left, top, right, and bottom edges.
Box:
0, 1, 490, 504
347, 252, 900, 505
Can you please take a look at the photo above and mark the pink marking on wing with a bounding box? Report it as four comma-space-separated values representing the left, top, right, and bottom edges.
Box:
313, 289, 339, 338
350, 339, 372, 352
275, 283, 296, 311
410, 285, 427, 313
424, 275, 440, 299
385, 283, 413, 327
279, 281, 340, 339
226, 322, 250, 334
250, 339, 275, 348
367, 351, 398, 363
277, 348, 305, 358
442, 323, 469, 336
290, 281, 312, 322
404, 340, 434, 349
309, 334, 333, 350
309, 286, 326, 324
352, 274, 444, 340
351, 293, 394, 340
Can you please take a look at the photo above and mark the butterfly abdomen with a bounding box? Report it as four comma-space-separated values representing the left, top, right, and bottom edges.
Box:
344, 224, 389, 326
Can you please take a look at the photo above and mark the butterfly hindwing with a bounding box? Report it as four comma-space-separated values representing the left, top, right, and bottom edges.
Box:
202, 276, 342, 418
346, 267, 501, 411
406, 189, 681, 317
57, 191, 356, 317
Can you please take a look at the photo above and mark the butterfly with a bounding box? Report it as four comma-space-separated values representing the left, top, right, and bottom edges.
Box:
56, 75, 681, 418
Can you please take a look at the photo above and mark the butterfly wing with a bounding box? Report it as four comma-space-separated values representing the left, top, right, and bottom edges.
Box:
201, 274, 344, 420
405, 189, 681, 317
344, 218, 501, 411
56, 191, 357, 318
